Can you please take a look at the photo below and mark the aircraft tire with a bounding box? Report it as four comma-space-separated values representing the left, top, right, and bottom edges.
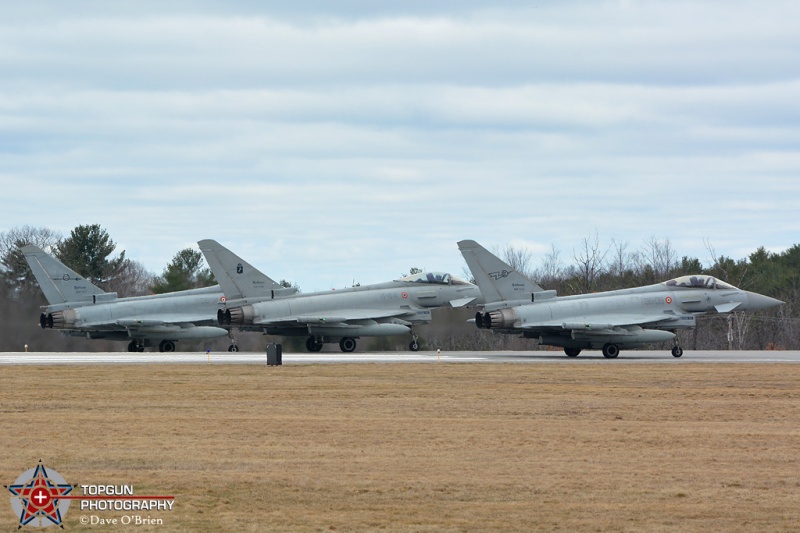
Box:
672, 346, 684, 358
409, 340, 420, 351
306, 336, 324, 352
602, 343, 620, 359
127, 341, 137, 352
228, 344, 239, 352
159, 340, 176, 353
565, 348, 581, 357
339, 337, 357, 353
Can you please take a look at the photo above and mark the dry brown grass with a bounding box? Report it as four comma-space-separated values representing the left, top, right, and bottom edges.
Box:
2, 363, 800, 532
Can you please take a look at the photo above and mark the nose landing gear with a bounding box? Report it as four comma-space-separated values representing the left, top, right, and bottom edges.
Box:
409, 330, 421, 351
671, 344, 683, 358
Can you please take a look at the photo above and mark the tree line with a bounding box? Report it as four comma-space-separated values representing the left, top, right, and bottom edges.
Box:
435, 232, 796, 353
0, 224, 219, 351
1, 225, 797, 352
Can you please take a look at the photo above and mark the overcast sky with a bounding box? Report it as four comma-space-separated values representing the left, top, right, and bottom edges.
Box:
2, 1, 798, 291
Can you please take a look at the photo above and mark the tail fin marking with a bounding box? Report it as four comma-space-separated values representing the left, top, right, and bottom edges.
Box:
198, 239, 284, 300
457, 239, 543, 304
21, 245, 105, 305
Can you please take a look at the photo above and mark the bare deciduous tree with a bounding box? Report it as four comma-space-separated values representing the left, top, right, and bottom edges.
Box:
570, 230, 608, 294
502, 245, 534, 281
608, 239, 632, 277
535, 244, 564, 289
108, 260, 156, 297
642, 236, 677, 280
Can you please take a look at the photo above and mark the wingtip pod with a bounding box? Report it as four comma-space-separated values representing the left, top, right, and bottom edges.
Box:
457, 239, 543, 304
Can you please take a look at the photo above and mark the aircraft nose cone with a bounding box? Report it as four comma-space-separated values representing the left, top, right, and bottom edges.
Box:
745, 292, 784, 310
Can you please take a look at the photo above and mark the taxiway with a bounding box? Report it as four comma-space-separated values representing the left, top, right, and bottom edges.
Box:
1, 350, 799, 365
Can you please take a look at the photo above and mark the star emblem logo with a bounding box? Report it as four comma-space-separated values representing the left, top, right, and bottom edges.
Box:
6, 462, 74, 528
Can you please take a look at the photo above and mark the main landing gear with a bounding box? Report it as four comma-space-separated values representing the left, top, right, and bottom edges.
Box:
602, 343, 620, 359
339, 337, 357, 353
304, 336, 358, 353
560, 345, 621, 359
128, 340, 178, 352
305, 336, 324, 352
127, 340, 144, 352
158, 340, 176, 353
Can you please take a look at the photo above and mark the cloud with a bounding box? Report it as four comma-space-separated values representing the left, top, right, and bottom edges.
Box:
1, 1, 799, 289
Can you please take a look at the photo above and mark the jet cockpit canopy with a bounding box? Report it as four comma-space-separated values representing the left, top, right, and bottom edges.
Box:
663, 275, 736, 290
397, 271, 471, 286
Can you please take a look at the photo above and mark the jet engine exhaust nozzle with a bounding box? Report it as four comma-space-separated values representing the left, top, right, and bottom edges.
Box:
224, 305, 255, 326
477, 308, 517, 329
41, 310, 76, 329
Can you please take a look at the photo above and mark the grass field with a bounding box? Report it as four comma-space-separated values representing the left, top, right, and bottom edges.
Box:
2, 362, 800, 532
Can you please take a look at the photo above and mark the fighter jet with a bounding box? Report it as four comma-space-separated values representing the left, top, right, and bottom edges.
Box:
458, 239, 783, 358
198, 239, 483, 352
22, 245, 231, 352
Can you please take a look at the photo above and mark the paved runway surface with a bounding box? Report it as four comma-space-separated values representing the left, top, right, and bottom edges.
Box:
2, 350, 800, 365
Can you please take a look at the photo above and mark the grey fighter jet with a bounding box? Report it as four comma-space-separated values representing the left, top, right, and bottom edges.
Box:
458, 239, 783, 358
23, 245, 231, 352
198, 239, 483, 352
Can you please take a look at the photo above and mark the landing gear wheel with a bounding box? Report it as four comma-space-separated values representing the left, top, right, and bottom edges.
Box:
602, 343, 620, 359
409, 329, 421, 352
159, 340, 176, 353
226, 330, 239, 352
128, 341, 137, 352
565, 348, 581, 358
671, 346, 683, 358
339, 337, 357, 353
306, 336, 324, 352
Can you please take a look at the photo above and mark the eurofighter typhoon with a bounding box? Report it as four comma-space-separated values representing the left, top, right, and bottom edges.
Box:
458, 240, 783, 358
199, 239, 483, 352
23, 245, 232, 352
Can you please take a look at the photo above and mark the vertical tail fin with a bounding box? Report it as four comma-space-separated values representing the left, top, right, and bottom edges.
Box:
457, 240, 544, 303
21, 245, 105, 305
198, 239, 285, 300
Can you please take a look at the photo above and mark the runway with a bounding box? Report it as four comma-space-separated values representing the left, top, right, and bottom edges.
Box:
2, 350, 800, 365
